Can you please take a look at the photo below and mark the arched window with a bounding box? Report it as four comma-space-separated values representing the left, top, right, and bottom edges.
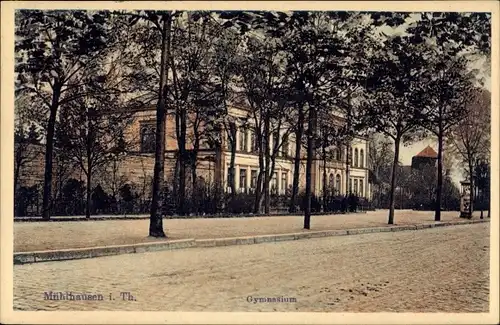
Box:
140, 124, 155, 153
329, 173, 334, 188
335, 174, 341, 194
360, 149, 364, 168
239, 127, 248, 152
354, 148, 359, 168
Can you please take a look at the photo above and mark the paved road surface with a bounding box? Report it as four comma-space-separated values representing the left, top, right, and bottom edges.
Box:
14, 223, 489, 312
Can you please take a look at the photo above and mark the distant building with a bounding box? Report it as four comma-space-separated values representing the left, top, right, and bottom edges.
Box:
411, 145, 438, 170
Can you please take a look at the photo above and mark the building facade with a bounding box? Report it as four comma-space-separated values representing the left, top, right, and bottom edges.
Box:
118, 104, 371, 199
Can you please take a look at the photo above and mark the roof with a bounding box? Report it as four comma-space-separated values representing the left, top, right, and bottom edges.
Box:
415, 145, 438, 158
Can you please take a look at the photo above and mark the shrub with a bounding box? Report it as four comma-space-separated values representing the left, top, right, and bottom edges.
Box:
15, 184, 40, 216
91, 184, 110, 214
226, 192, 255, 214
119, 183, 136, 213
324, 195, 345, 213
347, 193, 359, 212
57, 178, 85, 215
298, 192, 322, 213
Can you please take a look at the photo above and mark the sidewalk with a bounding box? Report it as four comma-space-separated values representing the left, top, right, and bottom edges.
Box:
15, 209, 485, 253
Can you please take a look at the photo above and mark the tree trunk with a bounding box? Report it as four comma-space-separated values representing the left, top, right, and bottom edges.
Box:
487, 197, 490, 218
177, 115, 187, 216
254, 122, 267, 214
480, 189, 484, 219
254, 166, 263, 213
254, 139, 265, 213
388, 136, 401, 225
85, 168, 92, 219
41, 86, 61, 220
263, 168, 270, 214
191, 156, 198, 213
173, 153, 179, 204
289, 107, 304, 213
191, 131, 200, 213
263, 118, 272, 214
322, 149, 327, 212
229, 139, 236, 197
227, 124, 237, 199
14, 156, 22, 195
304, 106, 316, 229
435, 128, 444, 222
468, 159, 475, 217
266, 151, 280, 214
289, 113, 304, 213
345, 143, 350, 212
214, 144, 222, 213
149, 14, 171, 238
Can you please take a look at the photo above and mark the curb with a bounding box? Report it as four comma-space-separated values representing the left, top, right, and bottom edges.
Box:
14, 219, 489, 265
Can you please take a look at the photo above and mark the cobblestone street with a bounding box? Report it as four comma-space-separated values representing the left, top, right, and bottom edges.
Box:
14, 223, 490, 312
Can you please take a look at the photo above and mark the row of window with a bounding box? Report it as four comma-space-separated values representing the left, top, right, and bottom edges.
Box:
228, 168, 289, 193
231, 170, 365, 197
141, 122, 366, 170
349, 178, 364, 196
234, 128, 290, 157
324, 174, 364, 196
350, 148, 365, 168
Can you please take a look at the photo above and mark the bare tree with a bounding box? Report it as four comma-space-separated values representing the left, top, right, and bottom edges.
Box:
14, 96, 43, 193
417, 54, 476, 221
365, 35, 430, 224
57, 87, 133, 219
408, 11, 491, 221
448, 88, 490, 215
15, 10, 113, 220
237, 36, 290, 214
367, 134, 394, 207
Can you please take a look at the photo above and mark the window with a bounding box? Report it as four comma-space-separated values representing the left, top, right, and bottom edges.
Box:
140, 123, 156, 153
273, 131, 280, 153
250, 129, 258, 152
349, 178, 353, 194
281, 134, 289, 157
281, 172, 288, 193
329, 173, 334, 188
240, 169, 247, 190
238, 127, 248, 152
354, 148, 359, 168
359, 179, 364, 197
360, 149, 364, 168
350, 147, 354, 167
271, 172, 277, 194
251, 170, 258, 188
335, 174, 341, 194
227, 122, 237, 151
354, 179, 358, 195
335, 147, 341, 161
226, 167, 233, 193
